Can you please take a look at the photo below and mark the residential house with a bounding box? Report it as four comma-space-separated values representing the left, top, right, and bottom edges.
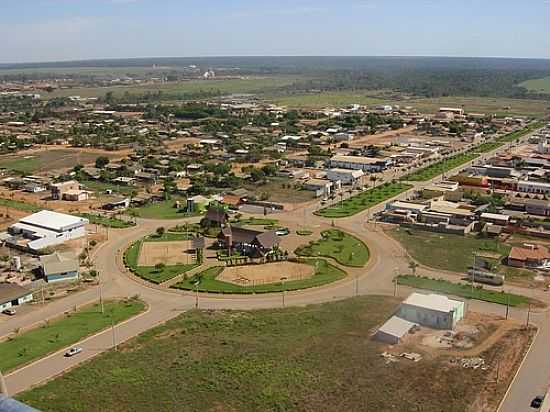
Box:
397, 292, 465, 330
508, 245, 550, 268
0, 284, 33, 312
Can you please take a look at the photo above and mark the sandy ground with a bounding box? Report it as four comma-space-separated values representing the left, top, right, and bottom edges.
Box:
218, 261, 314, 286
138, 240, 194, 266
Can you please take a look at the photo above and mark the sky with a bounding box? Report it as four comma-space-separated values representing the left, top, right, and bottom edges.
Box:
1, 0, 550, 64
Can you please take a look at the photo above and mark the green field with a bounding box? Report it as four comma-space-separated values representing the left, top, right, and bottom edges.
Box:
129, 199, 200, 219
0, 198, 41, 212
315, 182, 412, 218
274, 92, 550, 117
17, 295, 525, 412
172, 259, 346, 293
397, 275, 530, 307
80, 180, 135, 196
124, 240, 197, 284
0, 149, 120, 174
44, 76, 301, 100
295, 229, 369, 267
389, 229, 511, 273
0, 299, 145, 374
79, 213, 134, 229
519, 76, 550, 94
231, 217, 279, 226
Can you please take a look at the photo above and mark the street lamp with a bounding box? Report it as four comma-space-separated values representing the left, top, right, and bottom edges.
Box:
194, 280, 201, 309
280, 276, 288, 307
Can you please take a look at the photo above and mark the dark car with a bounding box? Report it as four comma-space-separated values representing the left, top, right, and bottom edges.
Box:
531, 395, 544, 409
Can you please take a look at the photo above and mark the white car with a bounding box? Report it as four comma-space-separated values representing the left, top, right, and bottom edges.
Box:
65, 347, 83, 357
2, 308, 16, 316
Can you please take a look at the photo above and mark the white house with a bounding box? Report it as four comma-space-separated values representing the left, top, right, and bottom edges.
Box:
397, 293, 465, 330
0, 284, 33, 312
326, 168, 364, 185
303, 179, 333, 197
8, 210, 88, 251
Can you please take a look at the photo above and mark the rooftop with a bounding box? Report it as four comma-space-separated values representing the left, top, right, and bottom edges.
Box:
402, 292, 463, 314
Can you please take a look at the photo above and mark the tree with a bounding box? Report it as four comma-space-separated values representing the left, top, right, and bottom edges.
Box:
408, 261, 419, 276
369, 175, 379, 188
156, 227, 165, 237
95, 156, 110, 169
155, 262, 165, 272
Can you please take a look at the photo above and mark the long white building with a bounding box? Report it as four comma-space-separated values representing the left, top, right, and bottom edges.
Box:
8, 210, 88, 251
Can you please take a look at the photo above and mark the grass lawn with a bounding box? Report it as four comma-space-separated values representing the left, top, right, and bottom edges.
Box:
129, 199, 200, 219
172, 259, 346, 293
389, 228, 511, 273
80, 180, 135, 196
519, 76, 550, 94
144, 232, 194, 242
403, 123, 544, 182
0, 150, 120, 174
315, 182, 412, 218
0, 298, 145, 374
18, 295, 528, 412
124, 240, 198, 284
79, 213, 135, 229
296, 229, 313, 236
231, 217, 279, 226
397, 275, 530, 307
0, 198, 41, 212
295, 229, 369, 267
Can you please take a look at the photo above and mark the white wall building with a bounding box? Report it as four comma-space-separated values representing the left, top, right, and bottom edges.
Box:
326, 168, 364, 185
518, 180, 550, 195
8, 210, 88, 251
397, 293, 465, 330
329, 155, 392, 172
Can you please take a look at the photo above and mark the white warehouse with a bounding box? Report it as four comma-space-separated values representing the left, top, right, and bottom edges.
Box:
8, 210, 88, 251
325, 168, 365, 185
397, 292, 465, 330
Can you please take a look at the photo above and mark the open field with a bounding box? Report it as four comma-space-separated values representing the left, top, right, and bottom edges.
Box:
231, 217, 279, 226
389, 228, 511, 273
273, 91, 390, 108
129, 199, 200, 219
316, 182, 412, 218
519, 76, 550, 94
397, 275, 531, 307
138, 240, 193, 266
295, 229, 369, 267
243, 177, 317, 205
273, 92, 550, 117
0, 149, 120, 174
0, 299, 145, 374
124, 240, 197, 284
80, 180, 135, 196
43, 76, 302, 99
172, 258, 346, 293
18, 295, 533, 412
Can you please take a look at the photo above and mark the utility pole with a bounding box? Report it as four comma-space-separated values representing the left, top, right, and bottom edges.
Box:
355, 271, 359, 297
98, 271, 104, 314
281, 277, 287, 308
527, 302, 531, 326
194, 281, 200, 309
111, 318, 117, 351
505, 292, 510, 320
0, 370, 7, 397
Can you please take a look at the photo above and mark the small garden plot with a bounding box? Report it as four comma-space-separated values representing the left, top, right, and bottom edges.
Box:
295, 229, 370, 267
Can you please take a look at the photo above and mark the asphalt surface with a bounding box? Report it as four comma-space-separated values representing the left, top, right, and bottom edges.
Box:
1, 128, 547, 412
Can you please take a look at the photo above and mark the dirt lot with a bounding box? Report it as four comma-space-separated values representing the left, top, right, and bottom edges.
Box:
382, 312, 535, 412
218, 261, 314, 286
138, 240, 193, 266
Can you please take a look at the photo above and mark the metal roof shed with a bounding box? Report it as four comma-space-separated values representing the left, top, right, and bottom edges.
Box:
374, 316, 417, 345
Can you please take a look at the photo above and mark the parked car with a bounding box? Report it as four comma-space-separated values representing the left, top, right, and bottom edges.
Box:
2, 308, 16, 316
65, 347, 83, 357
276, 228, 290, 236
531, 395, 544, 409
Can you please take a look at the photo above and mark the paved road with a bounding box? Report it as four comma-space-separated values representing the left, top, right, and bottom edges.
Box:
2, 126, 547, 411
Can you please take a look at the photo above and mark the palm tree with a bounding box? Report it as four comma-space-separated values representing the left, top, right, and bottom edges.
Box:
369, 175, 379, 188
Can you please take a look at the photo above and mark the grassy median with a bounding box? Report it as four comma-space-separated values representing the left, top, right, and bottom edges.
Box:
0, 298, 145, 374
